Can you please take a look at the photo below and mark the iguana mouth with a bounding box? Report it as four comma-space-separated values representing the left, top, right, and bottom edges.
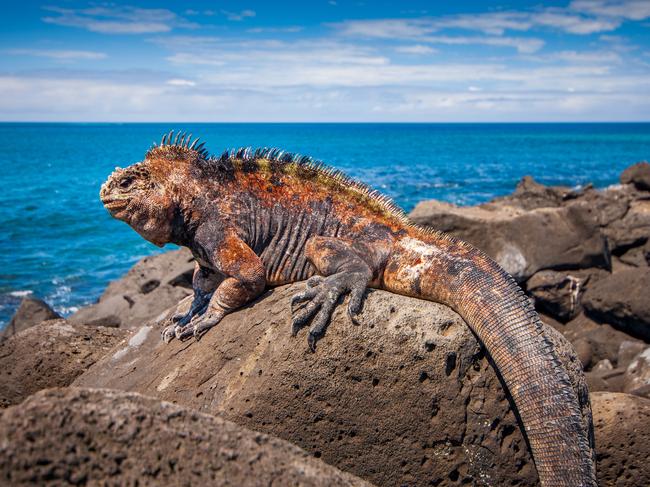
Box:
102, 198, 129, 210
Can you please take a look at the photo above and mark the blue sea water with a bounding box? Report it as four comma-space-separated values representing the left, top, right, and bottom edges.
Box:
1, 122, 649, 326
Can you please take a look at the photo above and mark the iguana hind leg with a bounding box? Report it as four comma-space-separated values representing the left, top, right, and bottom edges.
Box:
291, 236, 373, 351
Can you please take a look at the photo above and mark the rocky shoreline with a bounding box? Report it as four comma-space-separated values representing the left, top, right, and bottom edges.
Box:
1, 162, 649, 486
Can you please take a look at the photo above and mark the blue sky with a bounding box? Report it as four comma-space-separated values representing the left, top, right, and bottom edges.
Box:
1, 1, 649, 121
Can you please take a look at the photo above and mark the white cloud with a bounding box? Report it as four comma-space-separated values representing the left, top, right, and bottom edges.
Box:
530, 9, 620, 34
248, 26, 303, 33
570, 0, 650, 20
42, 5, 197, 34
422, 35, 545, 53
2, 71, 647, 122
221, 9, 256, 21
166, 78, 196, 86
333, 3, 639, 41
394, 45, 437, 55
5, 49, 107, 60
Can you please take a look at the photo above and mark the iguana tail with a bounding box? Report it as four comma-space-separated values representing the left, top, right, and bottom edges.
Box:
382, 232, 596, 487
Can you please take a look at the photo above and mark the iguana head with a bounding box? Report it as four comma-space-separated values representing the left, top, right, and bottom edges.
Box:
100, 131, 209, 247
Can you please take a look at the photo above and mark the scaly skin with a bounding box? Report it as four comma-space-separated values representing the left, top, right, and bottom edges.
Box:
100, 132, 597, 486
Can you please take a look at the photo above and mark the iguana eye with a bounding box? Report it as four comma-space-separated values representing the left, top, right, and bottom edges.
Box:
119, 177, 134, 189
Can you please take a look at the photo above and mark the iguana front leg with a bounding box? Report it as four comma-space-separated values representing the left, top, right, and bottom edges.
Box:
173, 234, 266, 342
161, 263, 223, 343
291, 236, 374, 351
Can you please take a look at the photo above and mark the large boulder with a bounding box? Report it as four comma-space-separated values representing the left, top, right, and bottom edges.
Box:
0, 388, 370, 487
591, 392, 650, 486
0, 319, 127, 408
620, 161, 650, 191
602, 199, 650, 253
68, 249, 195, 328
582, 268, 650, 341
1, 296, 60, 339
526, 270, 585, 322
408, 200, 608, 281
75, 284, 591, 487
623, 347, 650, 398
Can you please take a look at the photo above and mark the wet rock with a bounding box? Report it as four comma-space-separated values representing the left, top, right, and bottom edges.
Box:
0, 319, 127, 408
409, 201, 608, 281
526, 270, 585, 322
0, 388, 370, 487
68, 249, 195, 328
1, 296, 60, 339
75, 284, 592, 487
620, 161, 650, 191
591, 392, 650, 487
582, 268, 650, 341
623, 347, 650, 398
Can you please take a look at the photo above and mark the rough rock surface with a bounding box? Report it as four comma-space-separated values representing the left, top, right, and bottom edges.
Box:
623, 347, 650, 398
75, 284, 591, 487
620, 161, 650, 191
409, 200, 608, 281
526, 270, 585, 322
602, 199, 650, 253
68, 249, 194, 328
560, 314, 643, 372
0, 319, 127, 408
582, 268, 650, 341
591, 392, 650, 487
1, 296, 60, 339
0, 388, 370, 487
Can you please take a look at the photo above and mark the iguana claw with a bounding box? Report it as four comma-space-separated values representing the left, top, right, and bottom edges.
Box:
290, 271, 368, 351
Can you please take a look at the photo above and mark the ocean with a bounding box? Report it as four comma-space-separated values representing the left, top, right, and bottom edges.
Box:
1, 122, 649, 326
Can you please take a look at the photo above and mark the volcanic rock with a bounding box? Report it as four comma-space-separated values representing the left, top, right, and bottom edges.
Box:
591, 392, 650, 486
408, 200, 608, 281
1, 296, 60, 339
526, 270, 585, 322
68, 249, 195, 328
623, 347, 650, 398
75, 284, 591, 487
0, 388, 370, 487
620, 161, 650, 191
582, 268, 650, 341
0, 319, 127, 408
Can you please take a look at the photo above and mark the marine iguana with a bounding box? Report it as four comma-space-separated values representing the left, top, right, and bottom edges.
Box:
100, 131, 596, 487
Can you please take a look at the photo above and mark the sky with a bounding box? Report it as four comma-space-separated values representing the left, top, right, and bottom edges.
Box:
0, 0, 649, 122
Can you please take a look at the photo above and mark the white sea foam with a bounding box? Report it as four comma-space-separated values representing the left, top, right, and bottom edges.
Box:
9, 290, 33, 298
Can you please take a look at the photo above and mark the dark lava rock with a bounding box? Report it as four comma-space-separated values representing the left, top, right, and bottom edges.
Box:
620, 161, 650, 191
1, 296, 60, 339
561, 313, 643, 371
602, 199, 650, 254
0, 388, 370, 487
75, 284, 592, 487
68, 249, 195, 328
526, 270, 585, 322
409, 200, 608, 281
591, 392, 650, 487
623, 347, 650, 399
582, 268, 650, 341
0, 319, 127, 408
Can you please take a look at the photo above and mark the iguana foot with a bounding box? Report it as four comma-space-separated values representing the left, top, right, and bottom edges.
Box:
291, 272, 367, 351
161, 290, 212, 343
175, 307, 226, 342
